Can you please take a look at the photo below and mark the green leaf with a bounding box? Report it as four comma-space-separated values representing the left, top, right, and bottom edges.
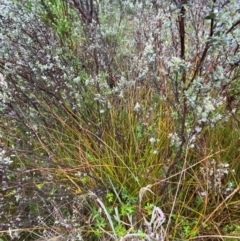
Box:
106, 192, 114, 203
205, 12, 216, 20
115, 224, 127, 236
36, 183, 45, 189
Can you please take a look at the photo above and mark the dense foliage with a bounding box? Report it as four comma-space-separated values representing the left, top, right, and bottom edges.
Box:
0, 0, 240, 240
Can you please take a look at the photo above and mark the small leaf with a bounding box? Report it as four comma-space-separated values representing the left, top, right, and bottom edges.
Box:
36, 183, 44, 189
205, 12, 216, 20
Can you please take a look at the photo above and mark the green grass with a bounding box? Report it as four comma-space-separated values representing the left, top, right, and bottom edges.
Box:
2, 86, 239, 240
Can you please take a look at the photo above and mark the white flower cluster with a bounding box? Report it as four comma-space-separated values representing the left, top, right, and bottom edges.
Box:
184, 75, 225, 126
196, 96, 222, 124
200, 159, 235, 195
149, 137, 161, 154
0, 150, 13, 165
143, 37, 156, 64
0, 149, 13, 191
134, 102, 141, 112
168, 132, 181, 149
0, 73, 9, 111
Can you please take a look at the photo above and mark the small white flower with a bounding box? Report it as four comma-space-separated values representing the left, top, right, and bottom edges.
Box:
134, 102, 141, 112
190, 143, 195, 148
73, 76, 81, 83
195, 126, 202, 133
223, 169, 229, 174
211, 159, 216, 165
149, 137, 156, 144
199, 191, 207, 197
223, 163, 230, 168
